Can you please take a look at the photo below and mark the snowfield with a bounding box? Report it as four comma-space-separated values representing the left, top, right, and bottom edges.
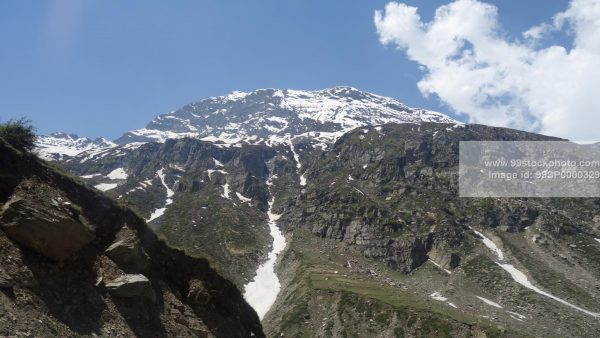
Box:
244, 178, 287, 319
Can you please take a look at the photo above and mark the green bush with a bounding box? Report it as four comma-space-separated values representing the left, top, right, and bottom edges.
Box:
0, 118, 37, 151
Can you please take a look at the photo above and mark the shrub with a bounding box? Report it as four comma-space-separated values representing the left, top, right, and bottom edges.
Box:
0, 118, 37, 152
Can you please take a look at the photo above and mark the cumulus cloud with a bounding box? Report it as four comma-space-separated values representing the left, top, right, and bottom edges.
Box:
375, 0, 600, 140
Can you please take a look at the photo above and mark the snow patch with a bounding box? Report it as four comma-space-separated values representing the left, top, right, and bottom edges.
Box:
236, 192, 251, 203
146, 169, 176, 222
244, 177, 286, 319
472, 226, 600, 318
476, 296, 503, 309
290, 143, 306, 186
94, 183, 118, 192
221, 183, 231, 199
206, 169, 228, 179
214, 158, 224, 167
506, 311, 527, 320
80, 173, 101, 179
106, 168, 128, 180
430, 292, 448, 302
472, 229, 504, 260
497, 263, 600, 318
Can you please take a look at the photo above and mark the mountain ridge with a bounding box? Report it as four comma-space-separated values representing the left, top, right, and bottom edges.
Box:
35, 87, 457, 161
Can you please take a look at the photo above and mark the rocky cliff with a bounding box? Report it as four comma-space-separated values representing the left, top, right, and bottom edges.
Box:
0, 139, 264, 337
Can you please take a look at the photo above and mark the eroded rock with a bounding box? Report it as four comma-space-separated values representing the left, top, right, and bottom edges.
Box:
105, 238, 150, 273
105, 274, 156, 302
0, 196, 95, 261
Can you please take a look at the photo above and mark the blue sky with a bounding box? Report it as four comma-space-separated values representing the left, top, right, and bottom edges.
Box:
0, 0, 570, 139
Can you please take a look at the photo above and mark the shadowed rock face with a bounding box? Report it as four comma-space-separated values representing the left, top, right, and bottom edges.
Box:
104, 239, 150, 273
0, 193, 95, 261
0, 140, 265, 338
105, 274, 156, 302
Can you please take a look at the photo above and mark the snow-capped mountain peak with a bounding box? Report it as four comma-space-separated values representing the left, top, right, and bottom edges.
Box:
116, 87, 456, 146
35, 132, 116, 161
35, 87, 457, 161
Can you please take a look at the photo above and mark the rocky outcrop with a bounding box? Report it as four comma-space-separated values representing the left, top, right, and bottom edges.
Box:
0, 139, 264, 337
0, 269, 13, 289
105, 239, 150, 273
105, 274, 156, 302
0, 194, 95, 261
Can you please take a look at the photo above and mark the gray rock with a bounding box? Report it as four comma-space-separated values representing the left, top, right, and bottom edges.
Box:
0, 270, 13, 289
105, 274, 155, 302
105, 239, 150, 273
0, 196, 95, 261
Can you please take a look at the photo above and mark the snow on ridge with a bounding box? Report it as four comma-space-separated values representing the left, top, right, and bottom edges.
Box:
40, 88, 457, 160
35, 134, 116, 161
117, 87, 456, 148
595, 238, 600, 244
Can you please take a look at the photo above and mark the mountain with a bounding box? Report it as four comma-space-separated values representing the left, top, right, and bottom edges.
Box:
35, 87, 458, 287
265, 123, 600, 337
35, 87, 457, 163
115, 87, 455, 146
29, 88, 600, 337
35, 132, 116, 161
0, 139, 264, 337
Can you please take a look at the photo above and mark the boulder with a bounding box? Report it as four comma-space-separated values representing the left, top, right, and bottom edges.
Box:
0, 269, 13, 289
187, 279, 211, 306
105, 239, 150, 272
0, 196, 95, 261
105, 274, 155, 302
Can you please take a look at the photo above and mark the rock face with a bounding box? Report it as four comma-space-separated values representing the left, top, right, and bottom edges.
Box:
0, 140, 264, 337
0, 195, 95, 261
105, 239, 150, 272
0, 269, 13, 288
105, 274, 156, 302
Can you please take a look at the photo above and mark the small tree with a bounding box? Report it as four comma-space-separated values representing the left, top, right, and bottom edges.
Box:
0, 118, 37, 152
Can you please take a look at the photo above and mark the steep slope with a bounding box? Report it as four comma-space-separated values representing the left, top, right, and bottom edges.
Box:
263, 123, 600, 337
0, 140, 264, 337
42, 87, 455, 289
34, 87, 600, 337
58, 138, 285, 288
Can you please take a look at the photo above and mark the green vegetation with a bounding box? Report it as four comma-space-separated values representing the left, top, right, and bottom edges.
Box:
0, 118, 36, 152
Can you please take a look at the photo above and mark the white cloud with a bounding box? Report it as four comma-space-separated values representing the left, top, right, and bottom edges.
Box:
375, 0, 600, 140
